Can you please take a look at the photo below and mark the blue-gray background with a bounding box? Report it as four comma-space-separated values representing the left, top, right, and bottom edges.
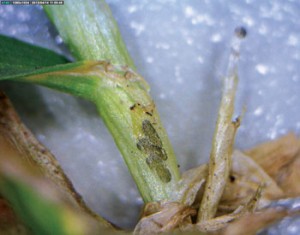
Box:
0, 0, 300, 232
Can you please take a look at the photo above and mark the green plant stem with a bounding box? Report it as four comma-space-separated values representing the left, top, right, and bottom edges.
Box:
44, 0, 135, 69
42, 0, 181, 202
0, 0, 181, 202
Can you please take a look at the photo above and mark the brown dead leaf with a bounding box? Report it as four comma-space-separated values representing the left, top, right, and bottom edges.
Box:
245, 133, 300, 179
182, 183, 262, 233
133, 133, 300, 234
276, 151, 300, 197
245, 133, 300, 197
173, 164, 207, 206
220, 150, 284, 213
178, 151, 283, 215
221, 207, 289, 235
134, 201, 196, 235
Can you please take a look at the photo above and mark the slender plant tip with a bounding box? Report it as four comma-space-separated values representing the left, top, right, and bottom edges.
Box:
198, 30, 245, 221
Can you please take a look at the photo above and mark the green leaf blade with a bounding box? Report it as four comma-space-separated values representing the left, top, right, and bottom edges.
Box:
0, 35, 69, 69
44, 0, 135, 69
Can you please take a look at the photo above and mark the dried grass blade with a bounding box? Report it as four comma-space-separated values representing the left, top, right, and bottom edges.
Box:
197, 31, 245, 221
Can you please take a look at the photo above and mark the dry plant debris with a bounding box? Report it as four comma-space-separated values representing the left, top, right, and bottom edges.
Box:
2, 76, 300, 234
135, 133, 300, 234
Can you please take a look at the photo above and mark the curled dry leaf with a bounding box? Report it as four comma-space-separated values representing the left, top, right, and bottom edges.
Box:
245, 133, 300, 177
279, 154, 300, 197
172, 164, 207, 206
133, 201, 196, 235
192, 193, 260, 233
173, 150, 283, 214
222, 132, 300, 235
221, 207, 290, 235
220, 150, 284, 213
134, 148, 288, 234
134, 124, 300, 234
245, 133, 300, 197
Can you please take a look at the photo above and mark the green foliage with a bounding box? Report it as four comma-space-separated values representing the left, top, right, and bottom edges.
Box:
0, 35, 68, 76
44, 0, 135, 69
0, 178, 83, 235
